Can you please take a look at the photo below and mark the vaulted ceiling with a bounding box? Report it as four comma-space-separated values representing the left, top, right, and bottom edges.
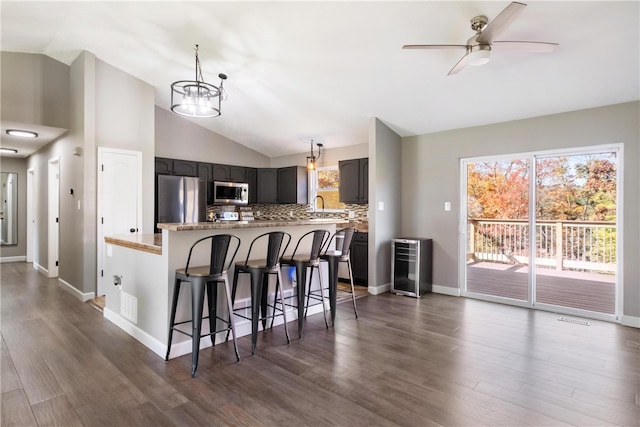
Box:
1, 1, 638, 158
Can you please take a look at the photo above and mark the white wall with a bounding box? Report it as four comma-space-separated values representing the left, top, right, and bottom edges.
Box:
401, 102, 640, 321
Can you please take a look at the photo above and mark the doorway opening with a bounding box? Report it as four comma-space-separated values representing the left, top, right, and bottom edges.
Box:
460, 145, 621, 322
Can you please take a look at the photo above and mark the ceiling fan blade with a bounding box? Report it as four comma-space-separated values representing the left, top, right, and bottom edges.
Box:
447, 52, 471, 76
402, 44, 468, 50
477, 1, 527, 44
492, 41, 559, 52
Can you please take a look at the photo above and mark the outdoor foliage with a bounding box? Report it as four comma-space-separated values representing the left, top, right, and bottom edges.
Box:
467, 154, 617, 221
467, 153, 617, 270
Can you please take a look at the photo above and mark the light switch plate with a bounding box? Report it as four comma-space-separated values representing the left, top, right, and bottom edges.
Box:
445, 202, 451, 211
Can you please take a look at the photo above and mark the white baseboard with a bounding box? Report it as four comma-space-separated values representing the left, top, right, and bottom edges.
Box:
58, 278, 95, 302
0, 256, 26, 263
33, 263, 48, 275
432, 284, 461, 297
621, 315, 640, 328
368, 283, 390, 295
104, 307, 167, 358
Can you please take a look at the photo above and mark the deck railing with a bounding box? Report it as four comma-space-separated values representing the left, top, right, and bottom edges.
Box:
468, 219, 616, 273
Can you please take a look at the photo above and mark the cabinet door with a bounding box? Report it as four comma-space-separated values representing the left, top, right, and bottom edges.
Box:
246, 168, 258, 204
257, 168, 278, 204
229, 166, 247, 183
339, 159, 360, 203
358, 158, 369, 203
212, 164, 230, 181
173, 159, 198, 177
277, 166, 307, 204
155, 157, 173, 175
351, 233, 369, 284
197, 163, 213, 182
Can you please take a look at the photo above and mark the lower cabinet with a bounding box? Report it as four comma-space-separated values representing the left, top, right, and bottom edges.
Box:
350, 232, 368, 285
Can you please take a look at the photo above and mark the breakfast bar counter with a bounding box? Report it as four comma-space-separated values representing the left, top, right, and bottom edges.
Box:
103, 219, 348, 359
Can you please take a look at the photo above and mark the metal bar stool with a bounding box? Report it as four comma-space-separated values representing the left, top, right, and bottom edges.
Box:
279, 229, 331, 337
166, 234, 241, 378
228, 231, 291, 355
318, 227, 359, 324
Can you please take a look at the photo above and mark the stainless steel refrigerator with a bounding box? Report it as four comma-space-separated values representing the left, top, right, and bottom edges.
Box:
156, 175, 206, 224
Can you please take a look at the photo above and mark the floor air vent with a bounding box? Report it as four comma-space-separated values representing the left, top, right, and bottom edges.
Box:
558, 316, 590, 326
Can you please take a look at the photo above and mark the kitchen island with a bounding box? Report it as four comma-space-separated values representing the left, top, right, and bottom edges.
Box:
103, 219, 347, 359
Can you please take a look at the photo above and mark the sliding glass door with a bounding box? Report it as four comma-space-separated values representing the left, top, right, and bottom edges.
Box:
462, 146, 620, 321
464, 157, 531, 304
533, 152, 617, 315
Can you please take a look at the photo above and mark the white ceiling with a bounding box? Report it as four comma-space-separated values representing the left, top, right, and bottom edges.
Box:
1, 1, 638, 159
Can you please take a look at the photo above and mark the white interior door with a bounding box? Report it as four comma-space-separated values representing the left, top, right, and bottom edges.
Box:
97, 148, 142, 296
48, 157, 59, 278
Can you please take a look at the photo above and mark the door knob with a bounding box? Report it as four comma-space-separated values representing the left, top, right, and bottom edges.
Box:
129, 228, 136, 233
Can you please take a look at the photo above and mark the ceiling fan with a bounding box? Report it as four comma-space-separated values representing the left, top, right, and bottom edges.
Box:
402, 1, 558, 75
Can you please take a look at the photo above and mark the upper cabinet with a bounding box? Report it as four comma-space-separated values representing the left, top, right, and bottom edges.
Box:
256, 168, 278, 203
197, 162, 213, 182
277, 166, 308, 204
339, 158, 368, 204
173, 159, 198, 177
155, 157, 174, 175
213, 164, 248, 183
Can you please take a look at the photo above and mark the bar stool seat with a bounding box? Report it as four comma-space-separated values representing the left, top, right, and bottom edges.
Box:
228, 231, 292, 355
166, 234, 241, 378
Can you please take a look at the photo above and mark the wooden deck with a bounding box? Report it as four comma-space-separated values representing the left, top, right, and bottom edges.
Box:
467, 261, 616, 314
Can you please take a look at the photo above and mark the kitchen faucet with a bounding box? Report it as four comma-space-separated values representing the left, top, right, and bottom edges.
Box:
314, 195, 325, 218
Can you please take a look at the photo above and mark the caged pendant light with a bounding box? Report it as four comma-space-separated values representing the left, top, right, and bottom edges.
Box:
306, 140, 323, 171
170, 44, 227, 118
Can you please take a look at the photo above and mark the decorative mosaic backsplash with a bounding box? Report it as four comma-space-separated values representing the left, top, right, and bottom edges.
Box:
207, 202, 369, 225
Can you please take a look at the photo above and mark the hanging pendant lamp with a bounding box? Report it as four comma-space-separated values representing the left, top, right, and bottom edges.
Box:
306, 140, 323, 171
170, 44, 227, 118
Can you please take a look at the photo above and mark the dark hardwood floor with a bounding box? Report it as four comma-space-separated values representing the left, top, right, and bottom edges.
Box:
2, 262, 639, 426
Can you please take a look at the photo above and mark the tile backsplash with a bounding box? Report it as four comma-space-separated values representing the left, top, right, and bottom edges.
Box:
207, 203, 369, 224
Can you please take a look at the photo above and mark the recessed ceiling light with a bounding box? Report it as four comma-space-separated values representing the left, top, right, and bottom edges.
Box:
6, 129, 38, 138
0, 148, 18, 154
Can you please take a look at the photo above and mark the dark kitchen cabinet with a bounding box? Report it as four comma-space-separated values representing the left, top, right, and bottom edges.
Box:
197, 162, 213, 182
213, 164, 230, 181
350, 232, 368, 285
213, 164, 247, 183
173, 159, 198, 177
155, 157, 173, 175
256, 168, 278, 204
339, 158, 368, 203
277, 166, 307, 204
230, 166, 247, 183
246, 167, 257, 204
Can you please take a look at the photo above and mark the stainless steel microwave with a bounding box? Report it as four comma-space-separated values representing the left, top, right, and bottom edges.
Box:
212, 181, 249, 205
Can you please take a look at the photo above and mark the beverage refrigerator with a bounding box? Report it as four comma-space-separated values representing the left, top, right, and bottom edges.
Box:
391, 238, 433, 298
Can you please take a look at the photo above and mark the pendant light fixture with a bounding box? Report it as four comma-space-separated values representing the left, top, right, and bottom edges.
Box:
170, 44, 227, 118
306, 140, 323, 171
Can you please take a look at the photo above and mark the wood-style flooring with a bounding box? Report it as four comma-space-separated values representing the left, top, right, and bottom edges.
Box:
2, 262, 639, 426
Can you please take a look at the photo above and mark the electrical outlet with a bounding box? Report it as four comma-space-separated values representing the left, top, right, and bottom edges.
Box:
348, 210, 355, 219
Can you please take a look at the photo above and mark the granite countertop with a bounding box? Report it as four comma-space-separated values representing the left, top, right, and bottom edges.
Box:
106, 219, 368, 254
105, 233, 162, 255
157, 218, 349, 232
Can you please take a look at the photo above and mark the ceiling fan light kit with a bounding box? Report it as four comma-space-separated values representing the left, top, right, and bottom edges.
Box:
171, 44, 227, 118
402, 1, 558, 75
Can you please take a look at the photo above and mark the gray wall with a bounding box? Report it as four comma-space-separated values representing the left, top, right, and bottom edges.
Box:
0, 52, 69, 128
21, 51, 156, 297
370, 118, 402, 292
0, 157, 27, 258
155, 106, 269, 167
401, 101, 640, 320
